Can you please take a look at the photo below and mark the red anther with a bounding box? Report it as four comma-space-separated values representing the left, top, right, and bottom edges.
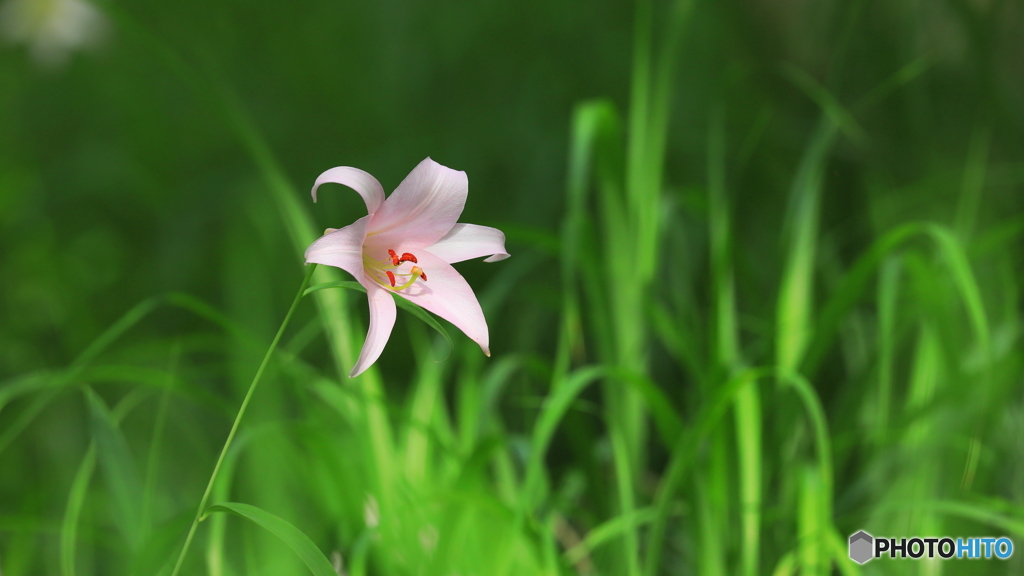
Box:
387, 249, 400, 266
411, 266, 427, 281
385, 270, 396, 287
399, 252, 418, 264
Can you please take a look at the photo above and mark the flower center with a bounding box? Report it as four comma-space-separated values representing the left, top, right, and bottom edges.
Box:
365, 248, 427, 291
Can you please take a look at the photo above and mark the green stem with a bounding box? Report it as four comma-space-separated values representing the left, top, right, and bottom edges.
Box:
169, 263, 316, 576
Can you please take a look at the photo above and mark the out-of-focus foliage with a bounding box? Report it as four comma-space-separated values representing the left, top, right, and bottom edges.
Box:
1, 0, 1023, 574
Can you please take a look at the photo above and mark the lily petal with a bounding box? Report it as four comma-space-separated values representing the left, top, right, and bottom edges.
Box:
350, 280, 397, 377
390, 250, 490, 356
304, 215, 371, 279
312, 167, 385, 214
425, 223, 510, 264
367, 158, 467, 249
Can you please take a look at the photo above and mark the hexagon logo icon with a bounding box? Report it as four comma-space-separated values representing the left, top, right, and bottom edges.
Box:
849, 531, 873, 564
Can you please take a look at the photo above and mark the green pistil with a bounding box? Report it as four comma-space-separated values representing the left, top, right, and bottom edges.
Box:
391, 274, 418, 291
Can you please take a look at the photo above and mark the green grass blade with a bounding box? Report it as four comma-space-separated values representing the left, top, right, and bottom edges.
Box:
709, 109, 760, 576
786, 375, 836, 576
564, 507, 661, 564
521, 366, 608, 511
403, 323, 445, 486
733, 379, 762, 576
84, 387, 145, 552
142, 342, 180, 531
926, 501, 1024, 537
855, 56, 930, 110
776, 120, 837, 376
829, 530, 863, 576
806, 223, 990, 378
924, 224, 990, 355
785, 375, 834, 513
609, 419, 641, 576
954, 126, 990, 241
802, 222, 926, 374
782, 64, 867, 146
202, 503, 337, 576
708, 108, 739, 369
62, 389, 150, 576
875, 256, 901, 446
695, 453, 727, 576
60, 446, 96, 576
798, 465, 826, 576
517, 364, 682, 521
559, 100, 619, 382
643, 367, 772, 576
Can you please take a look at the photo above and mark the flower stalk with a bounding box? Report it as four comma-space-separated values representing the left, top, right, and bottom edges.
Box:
169, 263, 317, 576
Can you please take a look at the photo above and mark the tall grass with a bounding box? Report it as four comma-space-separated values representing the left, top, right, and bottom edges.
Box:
1, 0, 1023, 574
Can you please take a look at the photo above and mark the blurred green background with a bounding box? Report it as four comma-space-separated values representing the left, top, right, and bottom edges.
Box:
1, 0, 1023, 574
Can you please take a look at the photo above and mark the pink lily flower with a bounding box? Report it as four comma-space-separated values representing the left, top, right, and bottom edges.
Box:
304, 158, 510, 377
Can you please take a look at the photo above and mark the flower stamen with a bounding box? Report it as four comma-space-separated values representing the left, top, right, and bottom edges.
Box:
367, 254, 428, 291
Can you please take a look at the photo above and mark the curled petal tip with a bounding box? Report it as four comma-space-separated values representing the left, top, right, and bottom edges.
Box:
311, 166, 386, 213
483, 347, 491, 358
